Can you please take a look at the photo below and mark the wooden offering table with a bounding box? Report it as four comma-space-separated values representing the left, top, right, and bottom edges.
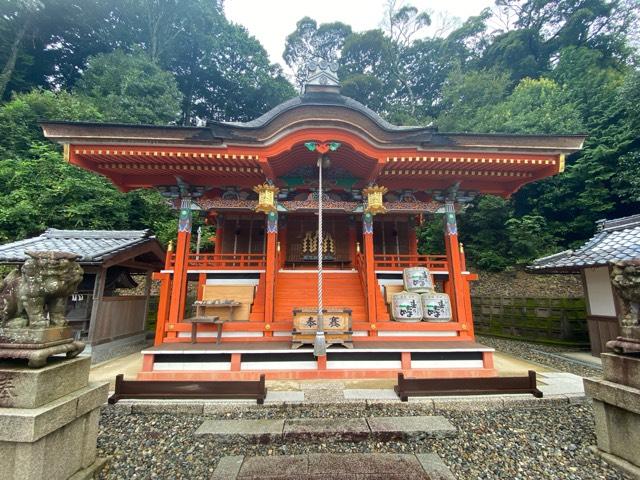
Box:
185, 300, 241, 344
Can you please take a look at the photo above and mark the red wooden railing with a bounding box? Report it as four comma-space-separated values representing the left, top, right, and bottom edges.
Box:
355, 252, 367, 295
374, 254, 448, 271
169, 253, 267, 270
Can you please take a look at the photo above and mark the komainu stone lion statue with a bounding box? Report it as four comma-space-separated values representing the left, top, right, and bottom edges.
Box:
0, 251, 83, 329
608, 260, 640, 354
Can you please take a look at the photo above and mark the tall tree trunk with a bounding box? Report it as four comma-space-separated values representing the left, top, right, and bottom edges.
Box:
0, 16, 32, 99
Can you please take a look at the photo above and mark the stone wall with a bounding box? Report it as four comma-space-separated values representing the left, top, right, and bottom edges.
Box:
471, 270, 584, 298
472, 296, 589, 346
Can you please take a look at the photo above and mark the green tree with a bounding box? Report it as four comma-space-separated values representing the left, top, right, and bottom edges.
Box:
0, 89, 101, 157
483, 77, 584, 134
283, 17, 352, 90
0, 89, 176, 243
436, 68, 512, 131
75, 50, 182, 124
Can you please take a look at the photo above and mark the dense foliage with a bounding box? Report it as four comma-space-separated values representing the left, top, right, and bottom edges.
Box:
284, 0, 640, 269
0, 0, 638, 269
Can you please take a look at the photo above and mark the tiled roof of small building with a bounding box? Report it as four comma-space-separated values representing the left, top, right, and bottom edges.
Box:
529, 214, 640, 273
0, 229, 160, 265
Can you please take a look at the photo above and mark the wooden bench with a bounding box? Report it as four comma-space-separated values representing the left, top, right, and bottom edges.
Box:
394, 370, 543, 401
108, 374, 267, 404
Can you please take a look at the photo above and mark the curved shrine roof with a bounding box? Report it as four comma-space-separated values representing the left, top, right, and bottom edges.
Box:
40, 75, 586, 196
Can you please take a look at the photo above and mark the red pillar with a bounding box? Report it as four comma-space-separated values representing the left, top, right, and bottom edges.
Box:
363, 213, 378, 324
264, 211, 278, 324
153, 272, 171, 346
408, 215, 418, 257
348, 216, 357, 266
278, 217, 287, 269
214, 214, 224, 254
197, 273, 207, 301
444, 202, 470, 329
167, 200, 192, 336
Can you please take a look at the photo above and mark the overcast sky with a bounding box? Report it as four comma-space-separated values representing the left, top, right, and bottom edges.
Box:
225, 0, 496, 71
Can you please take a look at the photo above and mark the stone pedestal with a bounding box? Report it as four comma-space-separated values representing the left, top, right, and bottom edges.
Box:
0, 356, 108, 480
584, 353, 640, 479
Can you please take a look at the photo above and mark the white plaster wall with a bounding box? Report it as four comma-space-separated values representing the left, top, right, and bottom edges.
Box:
584, 266, 616, 316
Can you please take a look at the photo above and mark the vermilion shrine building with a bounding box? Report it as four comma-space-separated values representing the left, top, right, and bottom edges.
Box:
42, 62, 585, 380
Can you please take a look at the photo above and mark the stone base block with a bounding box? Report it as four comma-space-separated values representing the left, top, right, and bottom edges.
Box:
0, 356, 90, 408
585, 374, 640, 474
0, 380, 108, 480
601, 353, 640, 389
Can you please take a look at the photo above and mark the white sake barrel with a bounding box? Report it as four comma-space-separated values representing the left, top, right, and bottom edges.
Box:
403, 267, 434, 293
421, 291, 452, 322
391, 291, 423, 322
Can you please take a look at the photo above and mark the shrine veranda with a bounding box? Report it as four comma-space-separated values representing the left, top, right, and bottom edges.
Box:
41, 64, 585, 381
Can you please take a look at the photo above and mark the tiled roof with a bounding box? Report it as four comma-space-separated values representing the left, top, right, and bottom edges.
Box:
0, 229, 159, 265
529, 214, 640, 273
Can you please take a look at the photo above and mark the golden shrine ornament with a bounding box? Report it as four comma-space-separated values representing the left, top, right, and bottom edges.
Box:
253, 182, 279, 213
363, 185, 388, 215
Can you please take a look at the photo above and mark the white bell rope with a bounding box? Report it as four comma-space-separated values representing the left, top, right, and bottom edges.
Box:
314, 154, 326, 357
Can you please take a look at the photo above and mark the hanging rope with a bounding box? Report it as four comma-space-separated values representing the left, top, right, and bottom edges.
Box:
314, 154, 326, 357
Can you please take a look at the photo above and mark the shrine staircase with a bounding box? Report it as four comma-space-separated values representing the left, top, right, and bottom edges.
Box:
274, 271, 369, 322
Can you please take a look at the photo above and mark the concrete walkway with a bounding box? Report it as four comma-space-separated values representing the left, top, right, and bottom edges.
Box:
88, 351, 142, 388
212, 453, 455, 480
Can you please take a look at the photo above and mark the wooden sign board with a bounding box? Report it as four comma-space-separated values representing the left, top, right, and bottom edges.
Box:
291, 308, 353, 349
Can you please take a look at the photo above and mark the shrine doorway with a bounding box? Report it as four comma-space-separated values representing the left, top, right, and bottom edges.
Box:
283, 214, 356, 269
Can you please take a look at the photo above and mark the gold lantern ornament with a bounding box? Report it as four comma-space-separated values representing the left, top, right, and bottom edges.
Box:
363, 185, 388, 215
253, 182, 279, 213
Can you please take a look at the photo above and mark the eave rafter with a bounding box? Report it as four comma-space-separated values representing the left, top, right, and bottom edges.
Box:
61, 126, 570, 196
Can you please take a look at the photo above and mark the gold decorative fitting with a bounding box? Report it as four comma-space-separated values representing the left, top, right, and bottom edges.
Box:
167, 240, 174, 252
363, 185, 388, 215
356, 242, 361, 254
253, 183, 279, 213
370, 324, 377, 330
63, 144, 70, 162
559, 154, 566, 173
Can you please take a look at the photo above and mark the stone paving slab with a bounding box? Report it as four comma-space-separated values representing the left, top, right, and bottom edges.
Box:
197, 416, 456, 443
415, 453, 456, 480
265, 391, 305, 403
211, 453, 454, 479
343, 389, 398, 400
195, 418, 284, 443
283, 418, 371, 441
367, 416, 456, 439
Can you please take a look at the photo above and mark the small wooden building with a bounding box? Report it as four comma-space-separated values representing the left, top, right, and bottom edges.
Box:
530, 214, 640, 355
0, 229, 165, 362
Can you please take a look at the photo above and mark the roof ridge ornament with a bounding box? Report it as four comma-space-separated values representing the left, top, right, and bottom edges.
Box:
304, 58, 340, 94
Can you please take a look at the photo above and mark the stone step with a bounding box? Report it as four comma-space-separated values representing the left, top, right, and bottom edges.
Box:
211, 453, 456, 480
195, 415, 456, 443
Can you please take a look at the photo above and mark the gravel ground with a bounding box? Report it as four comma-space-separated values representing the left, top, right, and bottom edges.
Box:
96, 336, 617, 479
97, 401, 628, 480
477, 335, 602, 378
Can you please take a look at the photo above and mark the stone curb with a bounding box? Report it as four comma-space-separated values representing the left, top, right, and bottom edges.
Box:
108, 393, 588, 414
